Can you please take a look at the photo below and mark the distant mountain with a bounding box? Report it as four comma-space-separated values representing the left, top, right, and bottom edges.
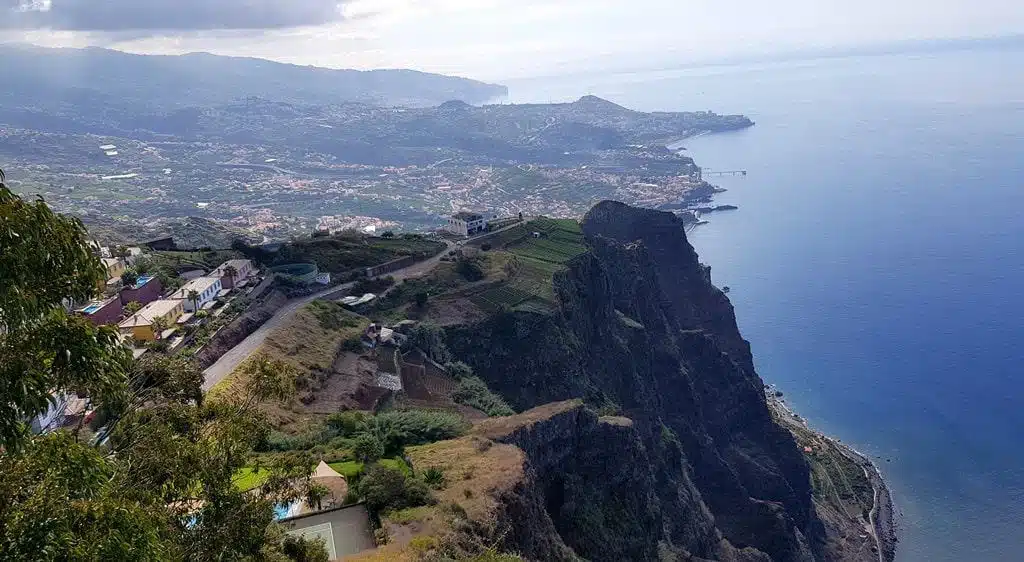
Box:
0, 44, 507, 109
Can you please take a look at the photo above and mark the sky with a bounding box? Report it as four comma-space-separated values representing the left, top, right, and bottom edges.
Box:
3, 0, 1023, 80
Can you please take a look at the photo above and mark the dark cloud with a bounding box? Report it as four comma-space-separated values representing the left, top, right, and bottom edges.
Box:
2, 0, 346, 31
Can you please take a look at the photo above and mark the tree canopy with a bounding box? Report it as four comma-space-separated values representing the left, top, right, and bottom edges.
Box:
0, 174, 326, 561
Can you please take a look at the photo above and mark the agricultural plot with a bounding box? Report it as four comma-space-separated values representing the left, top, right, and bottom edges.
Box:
470, 284, 536, 313
507, 220, 587, 265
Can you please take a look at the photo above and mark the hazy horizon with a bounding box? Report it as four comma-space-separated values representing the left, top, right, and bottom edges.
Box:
3, 0, 1023, 81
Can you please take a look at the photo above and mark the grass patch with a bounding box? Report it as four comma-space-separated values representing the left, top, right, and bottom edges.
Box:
328, 460, 366, 481
232, 467, 272, 492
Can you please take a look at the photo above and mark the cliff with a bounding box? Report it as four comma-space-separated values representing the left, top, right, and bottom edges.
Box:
444, 201, 829, 561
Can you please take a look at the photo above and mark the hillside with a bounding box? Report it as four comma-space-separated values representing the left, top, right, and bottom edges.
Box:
0, 44, 506, 113
338, 203, 889, 561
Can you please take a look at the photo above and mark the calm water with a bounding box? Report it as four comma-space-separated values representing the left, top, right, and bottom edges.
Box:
507, 47, 1024, 561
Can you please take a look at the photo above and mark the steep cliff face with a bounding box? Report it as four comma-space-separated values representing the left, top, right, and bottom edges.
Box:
446, 202, 827, 561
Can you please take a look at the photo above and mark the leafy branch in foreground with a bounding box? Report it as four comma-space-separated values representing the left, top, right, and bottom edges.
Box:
0, 175, 326, 561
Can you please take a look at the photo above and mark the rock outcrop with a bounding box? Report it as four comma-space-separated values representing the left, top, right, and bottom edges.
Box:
446, 201, 827, 561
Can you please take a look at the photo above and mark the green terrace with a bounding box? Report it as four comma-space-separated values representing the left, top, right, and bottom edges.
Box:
469, 218, 588, 313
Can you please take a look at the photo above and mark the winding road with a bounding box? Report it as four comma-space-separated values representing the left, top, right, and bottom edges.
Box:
201, 241, 456, 391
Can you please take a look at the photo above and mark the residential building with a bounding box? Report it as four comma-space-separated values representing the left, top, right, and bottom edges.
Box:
102, 257, 126, 281
120, 275, 163, 307
77, 297, 123, 326
211, 259, 256, 289
170, 276, 223, 312
444, 211, 488, 237
118, 299, 185, 341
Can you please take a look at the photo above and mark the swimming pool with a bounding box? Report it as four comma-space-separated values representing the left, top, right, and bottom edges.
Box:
82, 303, 102, 314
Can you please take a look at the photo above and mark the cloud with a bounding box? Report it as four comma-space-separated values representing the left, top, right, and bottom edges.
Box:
2, 0, 346, 31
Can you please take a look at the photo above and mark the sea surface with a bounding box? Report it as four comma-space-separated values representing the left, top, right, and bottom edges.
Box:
506, 46, 1024, 561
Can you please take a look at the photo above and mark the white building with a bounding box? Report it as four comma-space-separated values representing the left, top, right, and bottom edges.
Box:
445, 211, 488, 237
211, 259, 256, 289
170, 276, 223, 312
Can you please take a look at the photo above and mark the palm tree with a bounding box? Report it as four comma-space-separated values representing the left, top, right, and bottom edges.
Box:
150, 316, 168, 340
187, 290, 200, 312
223, 264, 238, 285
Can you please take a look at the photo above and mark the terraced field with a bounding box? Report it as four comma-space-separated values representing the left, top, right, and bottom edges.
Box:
466, 218, 588, 314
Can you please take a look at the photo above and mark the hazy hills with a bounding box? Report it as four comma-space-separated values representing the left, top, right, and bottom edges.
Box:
0, 44, 507, 110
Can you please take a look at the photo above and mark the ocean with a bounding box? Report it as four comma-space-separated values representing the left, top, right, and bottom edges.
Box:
505, 46, 1024, 561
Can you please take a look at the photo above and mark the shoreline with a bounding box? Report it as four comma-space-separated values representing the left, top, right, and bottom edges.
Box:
767, 392, 898, 562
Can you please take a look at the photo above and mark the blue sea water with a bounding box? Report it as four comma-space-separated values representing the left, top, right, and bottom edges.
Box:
506, 47, 1024, 561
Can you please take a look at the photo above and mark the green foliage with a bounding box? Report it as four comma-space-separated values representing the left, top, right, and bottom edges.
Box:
280, 532, 327, 560
326, 410, 370, 438
341, 336, 364, 353
351, 276, 395, 296
422, 466, 447, 490
0, 182, 132, 450
0, 178, 325, 559
352, 433, 385, 463
357, 464, 434, 515
445, 361, 474, 381
368, 410, 469, 456
452, 377, 515, 418
121, 269, 139, 287
308, 300, 361, 331
456, 256, 485, 281
406, 324, 451, 364
281, 534, 330, 562
415, 290, 430, 308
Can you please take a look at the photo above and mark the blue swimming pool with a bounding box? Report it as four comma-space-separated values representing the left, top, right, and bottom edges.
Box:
82, 304, 102, 314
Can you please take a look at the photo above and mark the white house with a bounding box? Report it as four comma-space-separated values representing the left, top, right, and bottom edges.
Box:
445, 211, 488, 237
170, 276, 223, 312
211, 259, 256, 289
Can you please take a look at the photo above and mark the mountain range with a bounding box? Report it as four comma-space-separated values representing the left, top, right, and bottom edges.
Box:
0, 43, 507, 110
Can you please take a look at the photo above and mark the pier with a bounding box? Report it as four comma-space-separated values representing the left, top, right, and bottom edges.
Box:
699, 167, 747, 179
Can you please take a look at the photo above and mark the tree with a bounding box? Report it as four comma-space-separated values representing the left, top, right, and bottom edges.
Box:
223, 264, 238, 283
0, 172, 327, 560
381, 230, 395, 239
405, 324, 452, 364
0, 172, 128, 450
121, 269, 139, 288
356, 465, 433, 514
414, 291, 429, 308
187, 289, 200, 312
150, 316, 169, 340
352, 433, 385, 463
456, 257, 485, 281
124, 301, 143, 315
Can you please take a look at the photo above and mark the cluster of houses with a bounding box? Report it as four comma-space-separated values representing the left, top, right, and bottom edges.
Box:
75, 251, 258, 346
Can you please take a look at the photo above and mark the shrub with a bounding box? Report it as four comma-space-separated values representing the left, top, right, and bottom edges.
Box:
370, 410, 468, 455
414, 291, 429, 308
326, 410, 370, 437
422, 466, 446, 490
480, 243, 492, 252
357, 465, 435, 514
452, 377, 514, 417
341, 337, 364, 353
352, 433, 385, 463
405, 324, 451, 364
281, 534, 329, 562
445, 361, 474, 381
455, 257, 485, 281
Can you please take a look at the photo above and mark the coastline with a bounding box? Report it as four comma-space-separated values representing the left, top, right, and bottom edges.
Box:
767, 392, 898, 562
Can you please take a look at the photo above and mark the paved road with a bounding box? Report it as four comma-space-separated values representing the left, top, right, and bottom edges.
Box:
200, 220, 537, 392
201, 242, 455, 391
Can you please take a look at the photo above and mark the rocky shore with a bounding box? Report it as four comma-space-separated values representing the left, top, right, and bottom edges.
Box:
768, 393, 898, 562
